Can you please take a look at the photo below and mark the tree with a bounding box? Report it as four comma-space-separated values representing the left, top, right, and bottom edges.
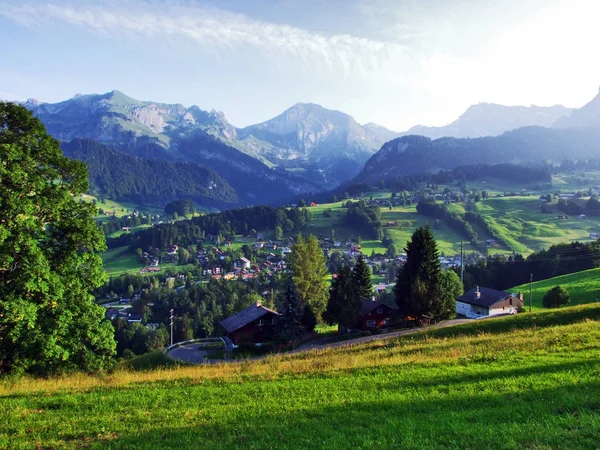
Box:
164, 199, 196, 217
288, 234, 329, 321
0, 102, 115, 375
352, 255, 373, 298
436, 271, 462, 320
394, 226, 441, 320
542, 285, 571, 308
178, 247, 190, 265
274, 225, 283, 240
387, 243, 398, 258
276, 277, 304, 342
325, 266, 360, 330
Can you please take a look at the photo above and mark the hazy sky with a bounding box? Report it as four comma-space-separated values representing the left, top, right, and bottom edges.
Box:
1, 0, 599, 130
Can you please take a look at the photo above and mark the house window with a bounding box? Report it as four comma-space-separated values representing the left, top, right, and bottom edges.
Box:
271, 317, 278, 325
376, 306, 383, 315
509, 298, 513, 306
256, 319, 264, 326
367, 320, 376, 328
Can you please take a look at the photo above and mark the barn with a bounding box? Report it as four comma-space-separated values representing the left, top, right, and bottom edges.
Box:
219, 302, 280, 345
357, 297, 394, 330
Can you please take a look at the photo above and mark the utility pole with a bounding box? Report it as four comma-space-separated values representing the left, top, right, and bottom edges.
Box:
460, 241, 464, 285
529, 273, 533, 312
169, 308, 175, 346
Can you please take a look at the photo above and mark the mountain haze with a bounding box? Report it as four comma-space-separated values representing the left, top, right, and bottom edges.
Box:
553, 87, 600, 129
402, 103, 572, 139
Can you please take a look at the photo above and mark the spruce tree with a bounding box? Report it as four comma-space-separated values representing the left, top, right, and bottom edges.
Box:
276, 276, 304, 342
325, 265, 360, 330
394, 226, 441, 319
352, 254, 373, 299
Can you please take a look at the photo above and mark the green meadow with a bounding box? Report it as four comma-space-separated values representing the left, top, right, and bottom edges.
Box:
511, 267, 600, 310
2, 304, 600, 449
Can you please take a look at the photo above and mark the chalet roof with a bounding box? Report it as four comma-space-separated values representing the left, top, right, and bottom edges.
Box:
219, 303, 280, 334
457, 287, 512, 308
358, 297, 392, 316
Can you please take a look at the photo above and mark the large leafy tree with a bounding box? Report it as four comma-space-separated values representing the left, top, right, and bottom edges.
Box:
288, 234, 329, 321
542, 285, 571, 308
436, 270, 462, 320
351, 254, 373, 299
394, 226, 441, 319
0, 103, 116, 375
325, 265, 361, 330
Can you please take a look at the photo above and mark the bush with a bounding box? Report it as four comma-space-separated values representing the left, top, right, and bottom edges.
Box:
542, 285, 571, 308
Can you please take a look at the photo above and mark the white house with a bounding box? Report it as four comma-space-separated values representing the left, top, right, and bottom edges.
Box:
236, 257, 251, 269
456, 286, 523, 319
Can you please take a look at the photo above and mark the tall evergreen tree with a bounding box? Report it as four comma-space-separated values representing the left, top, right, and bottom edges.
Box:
394, 226, 441, 319
352, 254, 373, 298
288, 234, 329, 321
326, 266, 361, 330
276, 276, 304, 342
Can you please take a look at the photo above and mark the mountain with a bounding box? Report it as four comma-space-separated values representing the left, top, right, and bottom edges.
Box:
236, 103, 400, 186
61, 139, 239, 208
354, 126, 600, 185
402, 103, 572, 139
24, 91, 325, 205
553, 87, 600, 129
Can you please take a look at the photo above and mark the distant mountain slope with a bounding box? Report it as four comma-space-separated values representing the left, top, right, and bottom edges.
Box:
237, 103, 400, 186
24, 92, 326, 204
553, 88, 600, 129
354, 126, 600, 184
61, 139, 239, 208
402, 103, 572, 139
25, 92, 398, 190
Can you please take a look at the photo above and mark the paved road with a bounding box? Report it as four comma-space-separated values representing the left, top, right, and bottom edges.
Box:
166, 318, 473, 364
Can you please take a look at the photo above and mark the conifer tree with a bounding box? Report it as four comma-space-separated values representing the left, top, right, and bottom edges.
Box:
326, 265, 361, 330
394, 226, 441, 319
352, 254, 373, 298
276, 276, 304, 342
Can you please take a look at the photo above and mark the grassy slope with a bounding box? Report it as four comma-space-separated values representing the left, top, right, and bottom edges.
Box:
510, 267, 600, 310
2, 304, 600, 449
101, 246, 143, 275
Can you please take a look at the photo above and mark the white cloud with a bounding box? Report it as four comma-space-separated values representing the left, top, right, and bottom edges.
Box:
0, 1, 412, 79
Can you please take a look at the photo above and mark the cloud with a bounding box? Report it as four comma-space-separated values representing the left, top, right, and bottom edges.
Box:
0, 1, 412, 78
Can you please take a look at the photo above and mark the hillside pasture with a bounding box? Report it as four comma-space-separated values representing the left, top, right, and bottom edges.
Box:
2, 305, 600, 449
510, 267, 600, 310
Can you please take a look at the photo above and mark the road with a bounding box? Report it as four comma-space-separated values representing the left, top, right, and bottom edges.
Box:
166, 318, 473, 365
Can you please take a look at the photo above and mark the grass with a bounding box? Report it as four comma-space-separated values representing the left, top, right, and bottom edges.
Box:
2, 304, 600, 449
510, 267, 600, 310
101, 246, 142, 275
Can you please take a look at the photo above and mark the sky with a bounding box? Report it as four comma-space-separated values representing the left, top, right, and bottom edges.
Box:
1, 0, 600, 130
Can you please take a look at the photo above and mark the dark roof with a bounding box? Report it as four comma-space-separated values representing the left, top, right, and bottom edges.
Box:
358, 297, 392, 316
457, 287, 512, 308
219, 303, 280, 334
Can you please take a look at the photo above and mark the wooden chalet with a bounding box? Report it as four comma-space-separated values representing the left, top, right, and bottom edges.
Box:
357, 297, 394, 331
219, 302, 280, 344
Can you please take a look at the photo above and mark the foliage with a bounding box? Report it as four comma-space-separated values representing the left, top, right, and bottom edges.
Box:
0, 103, 116, 375
542, 285, 571, 308
351, 255, 373, 298
343, 200, 383, 240
288, 234, 329, 321
394, 226, 442, 319
325, 266, 361, 329
416, 199, 478, 245
436, 271, 462, 320
165, 200, 196, 217
276, 277, 304, 342
557, 198, 581, 216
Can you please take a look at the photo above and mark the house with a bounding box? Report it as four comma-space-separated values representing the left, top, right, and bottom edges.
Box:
219, 302, 280, 344
235, 257, 251, 269
357, 297, 394, 331
591, 233, 599, 239
579, 214, 587, 219
456, 286, 523, 318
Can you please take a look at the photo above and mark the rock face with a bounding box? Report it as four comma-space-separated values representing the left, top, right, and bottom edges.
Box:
402, 103, 572, 139
238, 103, 400, 186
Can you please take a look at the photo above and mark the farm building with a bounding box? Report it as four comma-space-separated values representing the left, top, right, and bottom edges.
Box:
219, 302, 280, 345
357, 297, 394, 330
456, 286, 523, 318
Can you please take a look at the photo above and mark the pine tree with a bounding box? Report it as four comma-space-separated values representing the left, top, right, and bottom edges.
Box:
326, 266, 361, 330
276, 276, 304, 343
394, 226, 441, 319
352, 255, 373, 299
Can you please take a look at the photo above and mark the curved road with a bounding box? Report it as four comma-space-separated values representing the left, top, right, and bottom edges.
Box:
166, 318, 473, 365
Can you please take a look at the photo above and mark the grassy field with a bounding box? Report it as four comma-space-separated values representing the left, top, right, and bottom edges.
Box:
101, 246, 143, 275
511, 267, 600, 310
2, 304, 600, 449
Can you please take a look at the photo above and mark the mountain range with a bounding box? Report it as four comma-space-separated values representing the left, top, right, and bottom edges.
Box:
18, 87, 600, 208
354, 89, 600, 185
